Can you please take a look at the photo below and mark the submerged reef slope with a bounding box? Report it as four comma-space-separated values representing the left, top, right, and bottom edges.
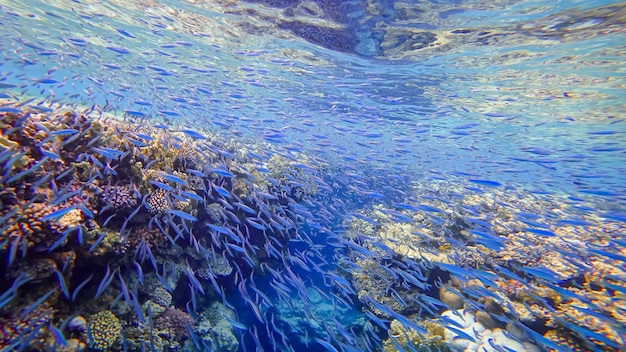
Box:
343, 182, 625, 352
0, 106, 624, 352
0, 106, 327, 351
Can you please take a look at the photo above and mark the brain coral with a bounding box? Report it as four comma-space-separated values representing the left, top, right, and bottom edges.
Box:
87, 310, 122, 351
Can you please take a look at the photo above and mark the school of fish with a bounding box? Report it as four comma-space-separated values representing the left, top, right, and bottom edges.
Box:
0, 0, 625, 352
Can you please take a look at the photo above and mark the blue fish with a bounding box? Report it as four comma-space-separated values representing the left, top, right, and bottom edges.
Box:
106, 46, 131, 54
127, 137, 146, 148
134, 133, 154, 141
169, 209, 198, 222
180, 191, 204, 202
117, 273, 132, 303
314, 338, 339, 352
49, 323, 68, 347
116, 28, 136, 38
185, 262, 205, 295
32, 78, 59, 84
0, 274, 30, 309
225, 316, 248, 331
180, 129, 207, 139
206, 223, 240, 243
211, 167, 234, 178
159, 110, 180, 116
54, 269, 71, 300
51, 129, 79, 136
437, 262, 475, 279
163, 174, 187, 185
185, 168, 205, 177
41, 205, 77, 222
71, 274, 93, 302
149, 180, 174, 191
468, 179, 502, 187
586, 247, 626, 262
125, 110, 146, 117
95, 265, 116, 298
214, 185, 232, 198
234, 202, 256, 215
518, 266, 558, 282
91, 147, 119, 159
246, 218, 267, 231
524, 227, 556, 237
102, 63, 122, 69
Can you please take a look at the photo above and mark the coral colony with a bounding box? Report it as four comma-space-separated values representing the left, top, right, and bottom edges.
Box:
0, 105, 624, 352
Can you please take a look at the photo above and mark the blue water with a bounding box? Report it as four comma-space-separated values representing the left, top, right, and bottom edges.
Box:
0, 0, 625, 351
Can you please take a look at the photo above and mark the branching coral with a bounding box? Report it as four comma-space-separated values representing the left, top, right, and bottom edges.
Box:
203, 255, 233, 277
155, 307, 194, 341
350, 258, 408, 316
195, 302, 239, 352
383, 319, 448, 352
124, 326, 165, 352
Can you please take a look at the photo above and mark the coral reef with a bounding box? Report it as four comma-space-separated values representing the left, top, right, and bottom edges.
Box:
383, 319, 448, 352
343, 179, 625, 351
155, 307, 195, 341
440, 309, 539, 352
0, 303, 54, 348
152, 286, 173, 307
123, 326, 165, 352
195, 302, 239, 352
146, 189, 172, 214
99, 184, 138, 211
87, 310, 122, 351
0, 105, 622, 352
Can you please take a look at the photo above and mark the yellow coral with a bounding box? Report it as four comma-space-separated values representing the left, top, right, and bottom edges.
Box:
383, 319, 447, 352
87, 310, 122, 351
57, 208, 83, 228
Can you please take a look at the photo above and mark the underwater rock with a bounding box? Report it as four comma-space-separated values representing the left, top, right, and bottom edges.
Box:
441, 309, 539, 352
64, 338, 87, 352
439, 284, 464, 310
68, 315, 88, 332
475, 311, 498, 330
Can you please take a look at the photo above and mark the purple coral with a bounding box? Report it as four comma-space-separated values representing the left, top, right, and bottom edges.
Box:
155, 307, 194, 340
114, 225, 165, 254
145, 189, 170, 214
100, 184, 138, 210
